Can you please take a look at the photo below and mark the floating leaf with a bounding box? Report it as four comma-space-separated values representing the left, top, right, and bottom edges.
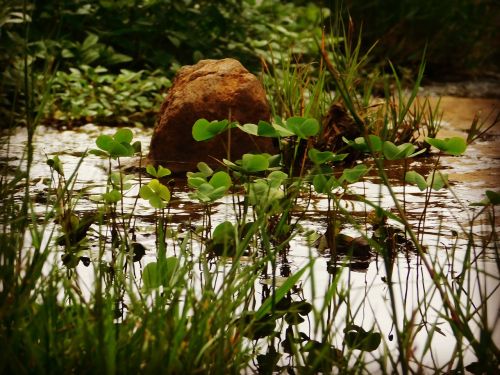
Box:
132, 140, 142, 153
96, 134, 114, 151
146, 165, 156, 176
187, 176, 206, 188
289, 300, 313, 316
212, 221, 235, 245
267, 170, 288, 188
196, 162, 213, 177
238, 312, 276, 340
95, 128, 135, 159
308, 148, 348, 164
110, 172, 132, 190
300, 118, 320, 138
302, 341, 345, 371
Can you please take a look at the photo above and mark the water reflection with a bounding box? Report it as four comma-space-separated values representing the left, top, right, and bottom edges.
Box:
1, 122, 498, 372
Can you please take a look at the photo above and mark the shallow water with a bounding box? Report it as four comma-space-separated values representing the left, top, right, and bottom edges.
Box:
1, 96, 499, 372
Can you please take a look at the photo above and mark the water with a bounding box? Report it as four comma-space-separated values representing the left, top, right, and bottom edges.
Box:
1, 96, 499, 372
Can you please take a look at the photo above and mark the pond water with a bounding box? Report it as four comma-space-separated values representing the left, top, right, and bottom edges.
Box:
1, 96, 499, 372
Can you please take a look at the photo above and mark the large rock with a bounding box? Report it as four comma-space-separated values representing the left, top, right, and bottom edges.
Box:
148, 58, 276, 172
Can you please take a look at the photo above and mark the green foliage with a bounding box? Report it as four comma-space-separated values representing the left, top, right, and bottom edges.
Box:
142, 256, 179, 291
41, 66, 170, 126
312, 163, 369, 194
93, 128, 136, 159
425, 137, 467, 156
382, 141, 425, 160
344, 135, 383, 153
46, 155, 64, 176
192, 119, 234, 141
223, 153, 280, 176
187, 164, 232, 203
102, 189, 122, 203
146, 165, 171, 178
140, 179, 171, 209
285, 117, 320, 139
405, 170, 448, 191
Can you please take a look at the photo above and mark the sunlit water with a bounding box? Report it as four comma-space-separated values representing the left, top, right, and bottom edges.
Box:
1, 115, 499, 372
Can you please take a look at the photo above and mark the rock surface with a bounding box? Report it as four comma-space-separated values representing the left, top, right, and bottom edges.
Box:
148, 58, 276, 172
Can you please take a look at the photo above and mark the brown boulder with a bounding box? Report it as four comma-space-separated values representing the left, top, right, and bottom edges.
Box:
148, 58, 276, 172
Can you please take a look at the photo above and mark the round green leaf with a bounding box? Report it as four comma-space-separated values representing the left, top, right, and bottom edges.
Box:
383, 141, 416, 160
96, 134, 114, 152
114, 128, 133, 144
146, 164, 157, 177
444, 137, 467, 156
157, 165, 171, 178
196, 162, 213, 177
192, 119, 213, 141
212, 221, 235, 244
426, 137, 466, 156
148, 194, 165, 209
300, 118, 320, 138
209, 171, 232, 190
267, 170, 288, 188
427, 172, 448, 190
308, 148, 335, 164
405, 171, 427, 191
242, 154, 269, 173
341, 164, 368, 183
109, 141, 134, 158
139, 185, 155, 200
149, 179, 170, 202
192, 119, 230, 141
257, 121, 281, 137
188, 176, 207, 188
238, 123, 259, 136
102, 189, 122, 203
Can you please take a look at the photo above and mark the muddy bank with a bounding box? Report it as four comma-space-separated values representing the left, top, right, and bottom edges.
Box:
425, 96, 500, 189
